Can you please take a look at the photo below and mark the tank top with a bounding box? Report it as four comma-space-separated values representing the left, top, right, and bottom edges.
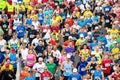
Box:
13, 19, 20, 30
9, 53, 17, 68
78, 61, 87, 76
63, 61, 73, 76
94, 70, 102, 80
63, 29, 70, 41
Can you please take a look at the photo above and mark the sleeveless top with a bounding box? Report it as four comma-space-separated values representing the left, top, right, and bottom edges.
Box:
9, 53, 17, 68
63, 61, 73, 76
94, 70, 102, 80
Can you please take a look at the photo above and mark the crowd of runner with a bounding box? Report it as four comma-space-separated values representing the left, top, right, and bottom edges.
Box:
0, 0, 120, 80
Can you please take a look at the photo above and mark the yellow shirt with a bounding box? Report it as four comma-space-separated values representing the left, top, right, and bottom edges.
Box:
27, 5, 32, 11
1, 64, 13, 71
95, 51, 102, 64
81, 49, 89, 60
112, 47, 119, 59
16, 5, 25, 11
30, 14, 38, 19
51, 18, 57, 26
83, 11, 93, 18
110, 29, 119, 36
76, 12, 80, 18
56, 15, 62, 22
51, 32, 60, 40
76, 39, 86, 49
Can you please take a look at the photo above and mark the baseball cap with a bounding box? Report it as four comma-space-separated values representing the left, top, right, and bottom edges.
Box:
73, 68, 77, 72
95, 27, 99, 29
113, 41, 117, 44
80, 34, 84, 38
88, 32, 92, 35
38, 57, 43, 61
67, 54, 71, 58
68, 36, 73, 39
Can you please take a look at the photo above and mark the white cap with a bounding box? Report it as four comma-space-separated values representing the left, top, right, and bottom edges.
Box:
113, 41, 117, 44
107, 30, 110, 33
68, 36, 73, 39
91, 51, 95, 55
23, 39, 27, 43
80, 16, 84, 19
38, 57, 43, 61
88, 32, 92, 35
95, 27, 99, 29
80, 34, 84, 37
67, 54, 71, 58
18, 1, 22, 3
67, 15, 70, 18
73, 68, 77, 72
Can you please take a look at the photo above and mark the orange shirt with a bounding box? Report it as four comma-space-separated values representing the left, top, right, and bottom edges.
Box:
20, 70, 29, 80
63, 40, 74, 46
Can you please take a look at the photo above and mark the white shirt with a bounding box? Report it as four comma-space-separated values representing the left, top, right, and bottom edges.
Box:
33, 62, 45, 77
21, 48, 28, 60
52, 50, 61, 59
13, 19, 20, 30
32, 21, 40, 30
32, 38, 41, 47
0, 39, 6, 52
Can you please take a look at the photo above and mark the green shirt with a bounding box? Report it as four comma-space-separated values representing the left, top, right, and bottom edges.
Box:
46, 63, 57, 75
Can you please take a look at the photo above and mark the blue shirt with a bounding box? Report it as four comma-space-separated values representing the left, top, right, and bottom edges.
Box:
26, 18, 32, 26
97, 37, 107, 45
77, 61, 87, 76
94, 70, 102, 80
89, 42, 98, 51
78, 32, 87, 37
16, 25, 26, 38
25, 76, 36, 80
78, 20, 86, 27
38, 13, 44, 24
68, 73, 82, 80
103, 5, 112, 13
0, 53, 5, 64
9, 53, 17, 68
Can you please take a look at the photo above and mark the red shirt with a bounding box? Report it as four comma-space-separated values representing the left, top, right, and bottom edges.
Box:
42, 0, 48, 3
71, 6, 80, 12
50, 3, 56, 9
65, 19, 74, 27
101, 59, 112, 74
51, 26, 60, 32
49, 39, 57, 46
41, 71, 52, 80
113, 72, 120, 80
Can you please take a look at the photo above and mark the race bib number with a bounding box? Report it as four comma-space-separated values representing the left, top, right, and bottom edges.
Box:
3, 24, 7, 28
65, 33, 69, 36
30, 34, 35, 38
105, 8, 109, 11
39, 17, 43, 20
105, 63, 110, 67
95, 76, 101, 80
38, 67, 43, 71
66, 68, 71, 72
11, 61, 16, 64
19, 30, 23, 33
106, 20, 109, 23
72, 77, 77, 80
43, 76, 49, 80
81, 68, 85, 71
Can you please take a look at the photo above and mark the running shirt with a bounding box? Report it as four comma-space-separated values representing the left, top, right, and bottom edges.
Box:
101, 59, 112, 74
63, 61, 73, 76
93, 70, 102, 80
33, 62, 45, 77
26, 54, 36, 67
77, 61, 87, 76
